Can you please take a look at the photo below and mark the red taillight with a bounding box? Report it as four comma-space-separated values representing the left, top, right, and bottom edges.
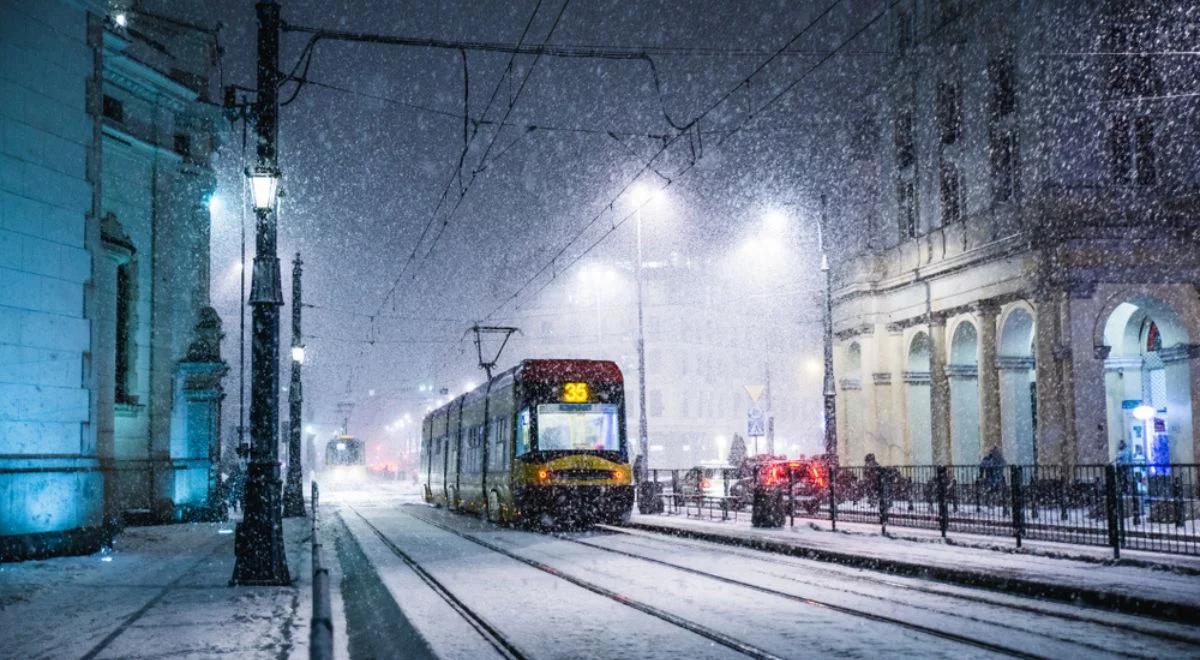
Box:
809, 463, 827, 489
763, 464, 785, 487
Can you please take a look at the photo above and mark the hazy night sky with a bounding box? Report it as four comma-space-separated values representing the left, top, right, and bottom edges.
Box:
180, 0, 885, 441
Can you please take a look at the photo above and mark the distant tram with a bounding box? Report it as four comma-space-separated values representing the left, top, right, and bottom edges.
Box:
322, 434, 367, 483
423, 359, 633, 526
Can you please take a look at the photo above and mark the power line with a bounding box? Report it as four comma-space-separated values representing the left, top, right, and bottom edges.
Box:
481, 0, 861, 320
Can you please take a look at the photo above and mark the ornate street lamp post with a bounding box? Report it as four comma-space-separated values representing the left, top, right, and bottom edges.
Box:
283, 253, 306, 517
232, 0, 290, 586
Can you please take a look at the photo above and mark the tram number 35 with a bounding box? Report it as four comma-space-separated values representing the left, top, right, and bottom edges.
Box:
563, 382, 589, 403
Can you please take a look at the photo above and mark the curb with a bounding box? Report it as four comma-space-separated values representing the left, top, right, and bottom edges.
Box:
628, 520, 1200, 624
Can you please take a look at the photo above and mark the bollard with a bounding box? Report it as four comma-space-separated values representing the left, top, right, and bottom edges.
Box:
751, 485, 785, 528
936, 466, 949, 538
1010, 465, 1024, 548
310, 481, 333, 660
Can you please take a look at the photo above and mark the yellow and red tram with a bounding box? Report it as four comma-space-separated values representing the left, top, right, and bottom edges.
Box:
422, 359, 633, 526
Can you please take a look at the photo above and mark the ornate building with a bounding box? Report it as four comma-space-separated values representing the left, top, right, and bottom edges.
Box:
830, 1, 1200, 468
0, 1, 225, 560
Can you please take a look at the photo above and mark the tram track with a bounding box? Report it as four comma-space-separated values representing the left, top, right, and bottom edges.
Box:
587, 523, 1200, 649
349, 508, 528, 660
400, 507, 785, 660
519, 527, 1044, 659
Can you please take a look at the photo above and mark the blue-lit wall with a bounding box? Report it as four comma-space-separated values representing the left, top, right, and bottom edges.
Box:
0, 0, 106, 557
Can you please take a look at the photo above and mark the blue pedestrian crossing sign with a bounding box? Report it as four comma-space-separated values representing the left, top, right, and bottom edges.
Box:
747, 408, 765, 437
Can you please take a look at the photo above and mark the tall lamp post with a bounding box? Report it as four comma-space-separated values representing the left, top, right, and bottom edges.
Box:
283, 253, 305, 517
630, 185, 656, 481
818, 195, 837, 462
232, 0, 290, 586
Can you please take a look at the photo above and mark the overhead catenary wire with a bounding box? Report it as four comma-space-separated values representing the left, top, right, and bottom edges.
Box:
479, 0, 860, 320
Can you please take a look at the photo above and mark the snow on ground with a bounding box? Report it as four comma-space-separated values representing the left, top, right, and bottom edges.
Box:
0, 518, 311, 659
630, 513, 1200, 611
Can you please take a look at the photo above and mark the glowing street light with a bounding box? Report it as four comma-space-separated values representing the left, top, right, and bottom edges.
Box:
248, 166, 280, 210
290, 345, 305, 364
113, 12, 128, 27
1132, 404, 1158, 422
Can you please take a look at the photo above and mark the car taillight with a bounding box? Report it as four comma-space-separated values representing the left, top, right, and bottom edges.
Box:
809, 463, 827, 489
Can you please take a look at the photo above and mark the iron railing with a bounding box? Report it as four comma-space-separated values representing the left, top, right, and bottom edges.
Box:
310, 482, 333, 660
641, 463, 1200, 558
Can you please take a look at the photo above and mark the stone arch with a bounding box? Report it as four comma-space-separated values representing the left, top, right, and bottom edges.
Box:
1100, 295, 1193, 465
949, 319, 981, 465
998, 305, 1037, 464
904, 331, 933, 464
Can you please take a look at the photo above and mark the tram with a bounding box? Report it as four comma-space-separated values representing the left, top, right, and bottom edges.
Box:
322, 434, 367, 483
422, 359, 634, 526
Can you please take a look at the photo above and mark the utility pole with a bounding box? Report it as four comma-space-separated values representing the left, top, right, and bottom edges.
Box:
232, 0, 289, 586
635, 205, 649, 476
820, 194, 838, 463
283, 253, 305, 517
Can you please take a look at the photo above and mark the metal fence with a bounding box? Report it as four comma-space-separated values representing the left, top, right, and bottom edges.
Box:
643, 463, 1200, 558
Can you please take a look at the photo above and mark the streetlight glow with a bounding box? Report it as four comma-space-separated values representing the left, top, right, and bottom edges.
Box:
290, 345, 305, 364
113, 12, 128, 27
207, 193, 221, 216
248, 166, 280, 210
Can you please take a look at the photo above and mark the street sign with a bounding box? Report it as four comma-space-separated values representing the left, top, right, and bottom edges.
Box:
744, 385, 765, 403
747, 407, 765, 437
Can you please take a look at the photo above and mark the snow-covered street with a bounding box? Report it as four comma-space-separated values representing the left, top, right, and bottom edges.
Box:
324, 483, 1200, 659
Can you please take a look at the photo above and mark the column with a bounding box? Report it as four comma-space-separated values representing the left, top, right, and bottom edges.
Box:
977, 303, 1002, 457
929, 314, 952, 465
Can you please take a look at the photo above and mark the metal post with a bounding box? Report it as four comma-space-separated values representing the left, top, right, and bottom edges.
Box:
1010, 465, 1024, 548
283, 253, 305, 517
1105, 464, 1120, 559
232, 0, 290, 586
936, 465, 949, 538
635, 206, 649, 474
819, 195, 837, 461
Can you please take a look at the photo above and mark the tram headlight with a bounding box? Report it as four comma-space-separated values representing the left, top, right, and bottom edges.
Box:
537, 468, 550, 482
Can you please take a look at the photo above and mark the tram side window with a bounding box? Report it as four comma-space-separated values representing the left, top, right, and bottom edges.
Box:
516, 408, 531, 456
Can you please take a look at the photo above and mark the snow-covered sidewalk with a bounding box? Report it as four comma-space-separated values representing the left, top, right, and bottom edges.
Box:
0, 518, 312, 659
631, 513, 1200, 621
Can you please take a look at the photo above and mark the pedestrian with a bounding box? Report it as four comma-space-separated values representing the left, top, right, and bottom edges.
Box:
864, 453, 881, 506
979, 446, 1006, 504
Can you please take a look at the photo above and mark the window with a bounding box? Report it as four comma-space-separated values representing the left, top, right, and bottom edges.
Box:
895, 10, 911, 54
988, 52, 1015, 119
937, 0, 961, 23
989, 127, 1017, 202
897, 180, 916, 239
939, 160, 962, 224
937, 81, 962, 145
1135, 116, 1156, 185
1109, 114, 1156, 185
115, 262, 135, 404
894, 109, 914, 168
516, 409, 531, 456
102, 95, 124, 123
648, 389, 664, 417
173, 133, 190, 157
536, 404, 620, 452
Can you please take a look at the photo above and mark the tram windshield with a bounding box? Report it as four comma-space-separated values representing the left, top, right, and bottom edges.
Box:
536, 403, 620, 452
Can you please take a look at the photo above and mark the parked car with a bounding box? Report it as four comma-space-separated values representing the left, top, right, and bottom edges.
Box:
757, 457, 829, 515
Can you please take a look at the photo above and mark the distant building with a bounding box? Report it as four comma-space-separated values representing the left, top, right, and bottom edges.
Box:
0, 1, 225, 560
830, 1, 1200, 468
512, 251, 819, 469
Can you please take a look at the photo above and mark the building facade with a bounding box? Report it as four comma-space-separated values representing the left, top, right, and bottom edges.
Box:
830, 0, 1200, 469
0, 0, 224, 560
512, 251, 820, 470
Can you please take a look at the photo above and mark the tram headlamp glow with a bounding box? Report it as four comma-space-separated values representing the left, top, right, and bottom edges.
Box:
537, 469, 550, 482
